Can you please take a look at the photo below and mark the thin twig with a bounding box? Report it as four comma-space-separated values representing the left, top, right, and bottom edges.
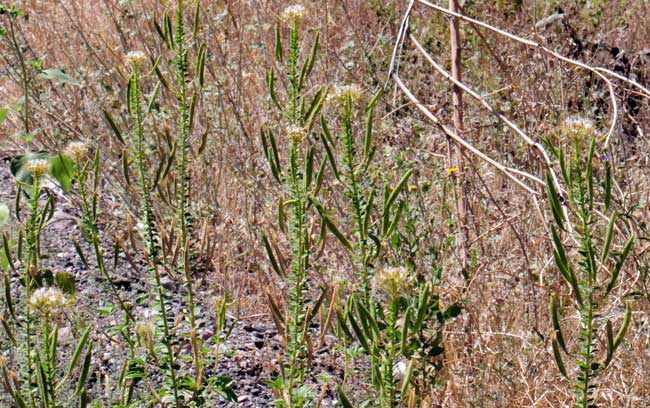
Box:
392, 74, 540, 195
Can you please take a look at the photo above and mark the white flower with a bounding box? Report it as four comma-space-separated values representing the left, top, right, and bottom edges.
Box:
63, 141, 88, 163
328, 84, 363, 105
393, 360, 408, 379
125, 51, 147, 69
25, 159, 50, 178
285, 124, 306, 144
29, 287, 70, 317
372, 266, 412, 297
562, 116, 596, 141
281, 4, 306, 23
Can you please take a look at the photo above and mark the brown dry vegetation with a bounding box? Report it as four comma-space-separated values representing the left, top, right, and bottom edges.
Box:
1, 0, 650, 406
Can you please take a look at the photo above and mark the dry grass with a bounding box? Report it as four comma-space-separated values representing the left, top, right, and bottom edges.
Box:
1, 0, 650, 406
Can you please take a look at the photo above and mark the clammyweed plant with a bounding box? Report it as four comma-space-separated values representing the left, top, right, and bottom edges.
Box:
336, 263, 461, 408
125, 50, 184, 406
172, 0, 195, 257
260, 4, 327, 406
60, 141, 142, 407
545, 120, 634, 408
0, 155, 94, 407
321, 87, 460, 407
121, 30, 234, 405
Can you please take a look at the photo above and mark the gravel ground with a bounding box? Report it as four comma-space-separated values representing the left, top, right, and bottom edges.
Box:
0, 153, 352, 407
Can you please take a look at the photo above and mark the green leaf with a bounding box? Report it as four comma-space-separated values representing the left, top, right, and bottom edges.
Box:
74, 340, 93, 396
385, 169, 413, 210
551, 331, 568, 379
39, 68, 81, 86
274, 23, 282, 62
262, 233, 284, 279
613, 302, 632, 350
604, 161, 612, 211
50, 154, 74, 192
55, 270, 76, 295
600, 213, 617, 263
336, 385, 355, 408
604, 320, 614, 367
550, 294, 567, 354
606, 236, 633, 295
0, 107, 8, 125
67, 326, 92, 378
443, 302, 462, 319
146, 81, 161, 113
196, 43, 207, 87
102, 109, 124, 144
400, 359, 414, 397
545, 172, 564, 230
0, 203, 8, 226
320, 212, 352, 251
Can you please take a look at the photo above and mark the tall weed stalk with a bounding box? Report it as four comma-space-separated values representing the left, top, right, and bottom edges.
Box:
545, 128, 634, 407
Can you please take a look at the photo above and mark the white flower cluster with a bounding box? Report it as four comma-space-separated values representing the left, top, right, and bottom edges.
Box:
285, 124, 306, 144
372, 266, 412, 297
125, 50, 147, 69
25, 159, 50, 178
281, 4, 306, 23
562, 116, 596, 141
29, 287, 70, 317
63, 141, 88, 163
328, 84, 363, 105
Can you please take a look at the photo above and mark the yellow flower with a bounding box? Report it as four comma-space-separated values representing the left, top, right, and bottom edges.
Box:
25, 159, 50, 178
445, 166, 458, 175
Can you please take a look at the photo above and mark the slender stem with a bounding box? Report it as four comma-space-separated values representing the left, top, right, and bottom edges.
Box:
7, 14, 30, 135
77, 162, 135, 321
130, 67, 181, 407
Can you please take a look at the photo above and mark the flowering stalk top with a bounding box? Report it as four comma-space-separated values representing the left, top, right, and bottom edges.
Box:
125, 50, 147, 70
281, 4, 306, 24
29, 286, 70, 318
25, 158, 50, 178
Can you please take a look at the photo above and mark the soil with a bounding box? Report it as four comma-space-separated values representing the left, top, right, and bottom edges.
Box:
0, 154, 350, 407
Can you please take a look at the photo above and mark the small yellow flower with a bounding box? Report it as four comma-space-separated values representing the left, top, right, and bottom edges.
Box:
281, 4, 306, 23
125, 51, 147, 69
445, 166, 458, 175
409, 184, 418, 191
63, 141, 88, 163
25, 159, 50, 178
29, 287, 70, 318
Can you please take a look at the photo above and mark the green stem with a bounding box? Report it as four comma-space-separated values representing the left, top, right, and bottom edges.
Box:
77, 162, 135, 321
130, 67, 181, 407
7, 14, 30, 135
175, 0, 192, 251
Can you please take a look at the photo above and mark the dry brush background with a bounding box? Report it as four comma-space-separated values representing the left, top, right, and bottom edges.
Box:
2, 0, 650, 406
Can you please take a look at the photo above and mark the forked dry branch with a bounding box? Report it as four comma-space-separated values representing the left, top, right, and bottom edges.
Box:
389, 0, 650, 237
